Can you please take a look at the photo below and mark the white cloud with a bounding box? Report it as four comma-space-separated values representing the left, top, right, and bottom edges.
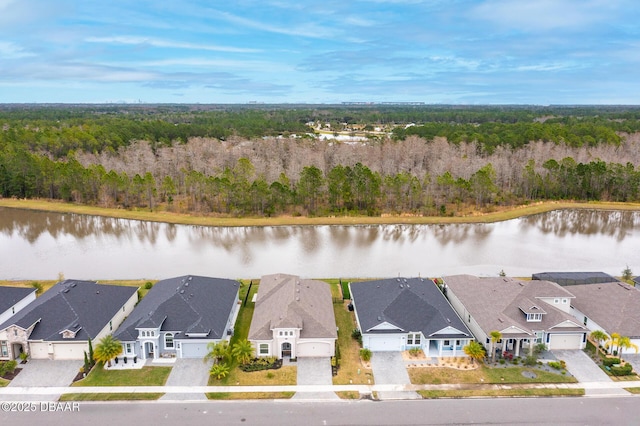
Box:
85, 36, 261, 53
0, 41, 33, 58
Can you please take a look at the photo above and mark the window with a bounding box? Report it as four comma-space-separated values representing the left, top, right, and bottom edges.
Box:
109, 321, 113, 331
468, 314, 471, 323
125, 343, 132, 354
12, 307, 15, 314
407, 334, 413, 345
554, 299, 559, 304
165, 333, 174, 349
0, 341, 7, 357
414, 334, 421, 345
527, 313, 542, 322
562, 299, 568, 304
535, 331, 544, 343
583, 316, 588, 326
444, 340, 450, 346
455, 340, 460, 347
259, 344, 269, 355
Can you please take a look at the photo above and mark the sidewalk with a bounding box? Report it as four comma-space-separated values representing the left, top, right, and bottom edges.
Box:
2, 380, 639, 399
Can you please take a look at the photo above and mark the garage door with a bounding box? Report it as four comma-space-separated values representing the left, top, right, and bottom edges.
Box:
179, 341, 209, 358
297, 342, 333, 357
549, 334, 583, 350
367, 335, 402, 352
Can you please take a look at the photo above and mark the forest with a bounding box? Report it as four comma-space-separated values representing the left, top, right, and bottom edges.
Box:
1, 104, 640, 217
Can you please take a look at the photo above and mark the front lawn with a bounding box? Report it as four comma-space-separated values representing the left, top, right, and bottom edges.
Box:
72, 364, 171, 387
418, 388, 584, 398
409, 364, 576, 385
206, 391, 294, 400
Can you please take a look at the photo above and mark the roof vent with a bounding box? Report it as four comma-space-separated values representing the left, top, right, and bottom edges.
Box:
71, 282, 77, 288
407, 284, 410, 288
185, 282, 189, 287
400, 284, 403, 288
498, 318, 504, 323
397, 278, 401, 282
403, 279, 407, 283
377, 316, 382, 321
96, 291, 100, 294
188, 276, 192, 281
180, 290, 185, 294
63, 288, 70, 293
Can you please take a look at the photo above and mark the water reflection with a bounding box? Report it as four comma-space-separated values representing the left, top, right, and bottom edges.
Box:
1, 207, 639, 280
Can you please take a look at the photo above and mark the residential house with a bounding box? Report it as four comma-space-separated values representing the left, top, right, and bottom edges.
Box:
113, 275, 240, 360
349, 277, 472, 356
443, 275, 588, 356
248, 274, 337, 359
0, 286, 37, 359
568, 281, 640, 354
0, 280, 137, 360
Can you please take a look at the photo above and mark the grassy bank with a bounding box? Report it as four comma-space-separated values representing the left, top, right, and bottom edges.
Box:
2, 198, 639, 227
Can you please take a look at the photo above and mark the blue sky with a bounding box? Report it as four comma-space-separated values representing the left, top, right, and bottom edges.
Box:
1, 0, 639, 104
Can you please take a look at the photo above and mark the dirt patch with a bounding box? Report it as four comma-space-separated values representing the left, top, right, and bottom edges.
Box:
401, 350, 427, 361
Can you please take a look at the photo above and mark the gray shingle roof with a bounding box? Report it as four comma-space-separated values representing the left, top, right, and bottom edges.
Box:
568, 282, 640, 338
0, 280, 137, 342
443, 275, 586, 337
532, 272, 618, 286
248, 274, 337, 341
0, 286, 35, 314
114, 275, 239, 342
350, 278, 471, 338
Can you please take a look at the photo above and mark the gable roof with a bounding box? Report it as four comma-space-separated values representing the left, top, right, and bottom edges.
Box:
248, 274, 337, 341
114, 275, 240, 341
443, 275, 586, 337
0, 280, 137, 342
568, 282, 640, 338
350, 278, 471, 338
0, 286, 35, 314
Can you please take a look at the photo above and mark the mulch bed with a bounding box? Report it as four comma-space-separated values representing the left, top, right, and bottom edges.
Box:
1, 368, 22, 381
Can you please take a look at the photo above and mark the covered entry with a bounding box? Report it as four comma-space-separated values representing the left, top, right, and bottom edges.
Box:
144, 341, 155, 359
281, 342, 292, 358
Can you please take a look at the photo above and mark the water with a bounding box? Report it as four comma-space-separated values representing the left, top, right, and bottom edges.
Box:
1, 207, 638, 280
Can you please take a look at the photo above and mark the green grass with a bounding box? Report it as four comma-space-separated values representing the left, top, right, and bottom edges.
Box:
0, 377, 9, 387
624, 388, 640, 394
71, 364, 172, 387
332, 300, 374, 385
206, 391, 295, 400
336, 391, 361, 399
3, 198, 639, 227
59, 393, 164, 401
417, 388, 585, 398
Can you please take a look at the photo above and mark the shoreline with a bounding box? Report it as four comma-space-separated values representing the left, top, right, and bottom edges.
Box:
1, 198, 640, 227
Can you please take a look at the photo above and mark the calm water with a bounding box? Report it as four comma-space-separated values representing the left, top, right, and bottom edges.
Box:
1, 207, 638, 280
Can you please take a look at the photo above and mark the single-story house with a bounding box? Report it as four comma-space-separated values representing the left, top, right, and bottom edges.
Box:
568, 281, 640, 354
443, 275, 588, 356
0, 286, 37, 359
113, 275, 240, 360
350, 277, 472, 356
532, 271, 619, 286
0, 280, 137, 360
248, 274, 337, 359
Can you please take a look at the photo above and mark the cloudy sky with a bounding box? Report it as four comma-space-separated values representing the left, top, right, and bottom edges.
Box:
1, 0, 638, 104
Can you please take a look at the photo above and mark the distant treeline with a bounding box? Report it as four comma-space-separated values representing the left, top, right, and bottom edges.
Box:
2, 105, 640, 216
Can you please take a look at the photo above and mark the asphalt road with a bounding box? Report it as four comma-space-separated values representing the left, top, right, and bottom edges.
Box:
1, 397, 639, 425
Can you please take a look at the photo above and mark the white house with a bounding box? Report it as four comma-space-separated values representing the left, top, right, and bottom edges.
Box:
113, 275, 240, 360
568, 281, 640, 355
350, 277, 473, 357
248, 274, 337, 359
443, 275, 588, 356
0, 280, 137, 360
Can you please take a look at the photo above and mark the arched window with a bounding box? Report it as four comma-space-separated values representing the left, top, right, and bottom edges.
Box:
165, 333, 174, 349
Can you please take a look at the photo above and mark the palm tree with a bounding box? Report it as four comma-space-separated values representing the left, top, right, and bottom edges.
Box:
210, 363, 230, 380
489, 330, 502, 362
589, 330, 609, 357
607, 332, 621, 355
463, 341, 486, 365
231, 339, 254, 365
204, 341, 230, 364
618, 336, 639, 355
93, 334, 122, 367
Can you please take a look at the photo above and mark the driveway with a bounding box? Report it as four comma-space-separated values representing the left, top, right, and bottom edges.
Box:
621, 354, 640, 376
370, 351, 420, 400
5, 360, 81, 401
292, 357, 338, 400
550, 350, 609, 383
160, 358, 211, 401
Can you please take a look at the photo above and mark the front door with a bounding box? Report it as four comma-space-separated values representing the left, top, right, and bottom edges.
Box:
281, 342, 292, 358
145, 341, 155, 359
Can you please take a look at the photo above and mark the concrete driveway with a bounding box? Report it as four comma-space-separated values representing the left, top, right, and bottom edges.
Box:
5, 360, 81, 401
621, 354, 640, 375
292, 357, 338, 400
160, 358, 211, 401
550, 350, 609, 382
370, 351, 420, 400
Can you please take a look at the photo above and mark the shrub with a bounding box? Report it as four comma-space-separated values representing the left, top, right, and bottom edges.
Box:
408, 347, 422, 357
524, 356, 538, 366
360, 348, 372, 362
610, 364, 633, 376
210, 363, 230, 380
351, 329, 362, 344
512, 358, 519, 365
266, 372, 274, 379
5, 360, 17, 374
499, 359, 505, 365
603, 357, 621, 367
548, 361, 562, 370
144, 281, 153, 289
31, 281, 43, 295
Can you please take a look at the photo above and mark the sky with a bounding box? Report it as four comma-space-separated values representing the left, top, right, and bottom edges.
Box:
1, 0, 639, 104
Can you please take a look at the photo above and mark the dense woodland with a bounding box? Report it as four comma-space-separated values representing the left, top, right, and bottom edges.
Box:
2, 104, 640, 217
